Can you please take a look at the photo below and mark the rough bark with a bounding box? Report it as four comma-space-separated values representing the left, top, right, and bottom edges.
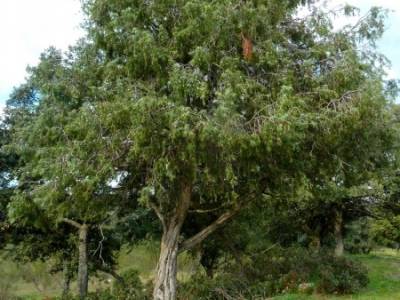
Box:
152, 187, 241, 299
78, 224, 89, 299
153, 185, 191, 300
334, 209, 344, 257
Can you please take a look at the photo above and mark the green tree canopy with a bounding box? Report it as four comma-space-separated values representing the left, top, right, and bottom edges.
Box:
4, 1, 398, 299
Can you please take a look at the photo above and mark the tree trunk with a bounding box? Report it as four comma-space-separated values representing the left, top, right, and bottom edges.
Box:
334, 209, 344, 257
62, 262, 72, 299
153, 186, 191, 300
153, 226, 180, 300
78, 224, 89, 299
309, 235, 321, 253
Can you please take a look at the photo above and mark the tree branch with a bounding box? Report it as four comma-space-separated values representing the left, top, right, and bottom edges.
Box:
92, 225, 106, 266
149, 202, 166, 231
179, 206, 241, 253
188, 207, 223, 214
61, 218, 82, 229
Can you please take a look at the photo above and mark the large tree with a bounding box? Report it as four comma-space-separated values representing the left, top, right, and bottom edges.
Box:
6, 1, 396, 299
80, 1, 395, 299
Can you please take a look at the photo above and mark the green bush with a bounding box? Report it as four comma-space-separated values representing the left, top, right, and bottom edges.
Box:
344, 219, 374, 254
86, 290, 115, 300
316, 256, 369, 294
179, 272, 272, 300
112, 269, 145, 300
55, 269, 145, 300
178, 246, 369, 299
55, 289, 114, 300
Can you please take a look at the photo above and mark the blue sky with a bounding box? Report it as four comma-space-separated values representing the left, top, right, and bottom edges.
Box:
0, 0, 83, 114
0, 0, 399, 114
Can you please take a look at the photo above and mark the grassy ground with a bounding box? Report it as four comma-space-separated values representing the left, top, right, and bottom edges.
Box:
274, 249, 400, 300
1, 247, 399, 299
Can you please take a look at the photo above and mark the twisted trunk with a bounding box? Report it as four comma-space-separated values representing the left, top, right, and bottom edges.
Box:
153, 186, 191, 300
152, 186, 241, 299
153, 223, 181, 300
78, 224, 89, 299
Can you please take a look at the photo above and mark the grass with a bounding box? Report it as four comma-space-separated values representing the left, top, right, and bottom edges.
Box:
274, 248, 400, 300
0, 248, 399, 299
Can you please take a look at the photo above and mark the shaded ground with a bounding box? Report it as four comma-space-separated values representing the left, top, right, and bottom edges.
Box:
1, 247, 399, 299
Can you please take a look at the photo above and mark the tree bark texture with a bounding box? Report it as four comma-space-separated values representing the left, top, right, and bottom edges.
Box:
152, 186, 241, 299
334, 209, 344, 257
78, 224, 89, 299
153, 185, 191, 300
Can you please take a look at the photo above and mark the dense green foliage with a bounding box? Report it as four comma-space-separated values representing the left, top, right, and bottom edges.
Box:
0, 0, 399, 299
179, 247, 369, 299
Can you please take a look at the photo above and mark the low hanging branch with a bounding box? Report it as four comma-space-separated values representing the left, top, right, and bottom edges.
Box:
150, 202, 166, 231
61, 218, 83, 229
179, 206, 241, 253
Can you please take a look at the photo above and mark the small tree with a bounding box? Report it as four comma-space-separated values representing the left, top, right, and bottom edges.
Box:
5, 46, 126, 299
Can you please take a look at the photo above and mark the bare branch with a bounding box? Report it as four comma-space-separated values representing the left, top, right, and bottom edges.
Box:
92, 225, 106, 266
188, 207, 224, 214
61, 218, 82, 229
179, 206, 241, 253
149, 202, 166, 231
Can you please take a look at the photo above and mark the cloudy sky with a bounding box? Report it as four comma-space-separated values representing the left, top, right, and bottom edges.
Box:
0, 0, 399, 115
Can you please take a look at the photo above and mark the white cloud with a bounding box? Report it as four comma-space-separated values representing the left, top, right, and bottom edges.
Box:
0, 0, 84, 102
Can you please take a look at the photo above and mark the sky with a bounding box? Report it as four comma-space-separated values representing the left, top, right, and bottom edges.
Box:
0, 0, 84, 114
0, 0, 399, 115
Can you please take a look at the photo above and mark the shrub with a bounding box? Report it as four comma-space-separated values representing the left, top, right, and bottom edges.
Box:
56, 289, 114, 300
86, 290, 115, 300
179, 272, 271, 300
344, 219, 374, 254
55, 269, 145, 300
316, 256, 369, 294
112, 269, 145, 300
178, 246, 369, 299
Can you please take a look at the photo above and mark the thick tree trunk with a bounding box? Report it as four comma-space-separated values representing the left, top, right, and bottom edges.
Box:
334, 209, 344, 257
151, 186, 240, 299
153, 225, 181, 300
78, 224, 89, 299
153, 186, 191, 300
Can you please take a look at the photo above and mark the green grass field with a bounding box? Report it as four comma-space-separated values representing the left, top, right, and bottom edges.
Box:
1, 247, 399, 299
274, 249, 400, 300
